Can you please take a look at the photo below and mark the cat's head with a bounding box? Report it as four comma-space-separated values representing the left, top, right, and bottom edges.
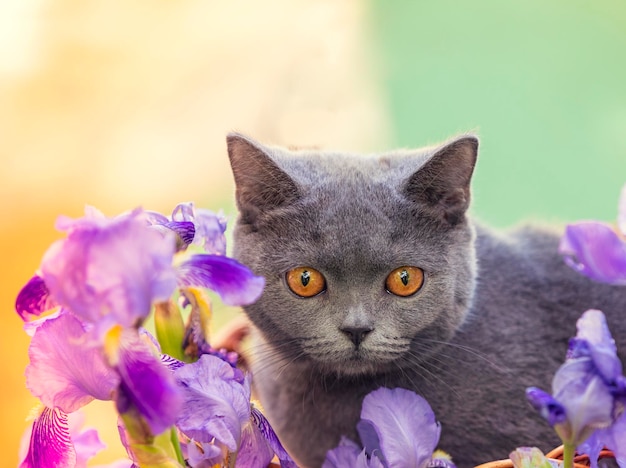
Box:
227, 134, 478, 377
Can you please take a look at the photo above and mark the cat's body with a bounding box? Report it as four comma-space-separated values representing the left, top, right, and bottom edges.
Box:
226, 134, 626, 467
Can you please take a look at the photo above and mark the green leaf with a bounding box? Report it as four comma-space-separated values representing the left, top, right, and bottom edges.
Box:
154, 300, 187, 361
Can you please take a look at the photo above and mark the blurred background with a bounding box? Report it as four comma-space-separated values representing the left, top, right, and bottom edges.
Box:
1, 0, 624, 465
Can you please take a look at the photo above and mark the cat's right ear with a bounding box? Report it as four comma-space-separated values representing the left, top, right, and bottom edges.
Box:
227, 133, 300, 225
404, 135, 478, 226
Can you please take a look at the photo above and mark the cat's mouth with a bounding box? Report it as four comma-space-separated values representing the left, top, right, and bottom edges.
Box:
299, 332, 410, 376
321, 347, 402, 376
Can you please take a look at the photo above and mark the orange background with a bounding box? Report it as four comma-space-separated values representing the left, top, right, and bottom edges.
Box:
0, 1, 388, 465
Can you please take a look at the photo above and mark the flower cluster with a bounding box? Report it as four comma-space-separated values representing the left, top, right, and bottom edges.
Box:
16, 202, 295, 467
526, 310, 626, 466
525, 184, 626, 468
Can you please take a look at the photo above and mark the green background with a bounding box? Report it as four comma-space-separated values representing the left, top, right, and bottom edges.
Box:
368, 0, 626, 227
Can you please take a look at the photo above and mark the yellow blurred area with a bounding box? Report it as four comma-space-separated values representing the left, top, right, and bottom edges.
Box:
0, 1, 390, 465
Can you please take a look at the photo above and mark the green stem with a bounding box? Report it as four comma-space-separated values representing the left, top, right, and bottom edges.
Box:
562, 443, 575, 468
169, 427, 185, 466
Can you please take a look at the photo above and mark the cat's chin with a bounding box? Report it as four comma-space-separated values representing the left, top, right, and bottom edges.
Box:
313, 353, 399, 377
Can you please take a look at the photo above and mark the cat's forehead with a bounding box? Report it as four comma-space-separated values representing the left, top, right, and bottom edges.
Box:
273, 150, 444, 271
270, 146, 434, 187
265, 146, 438, 236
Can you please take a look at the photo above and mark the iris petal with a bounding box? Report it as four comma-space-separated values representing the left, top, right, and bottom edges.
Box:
559, 222, 626, 285
22, 308, 64, 337
141, 210, 170, 226
235, 418, 274, 468
576, 310, 623, 385
26, 313, 119, 413
525, 387, 567, 427
174, 354, 251, 451
323, 437, 362, 468
41, 209, 177, 330
15, 275, 57, 322
114, 328, 183, 435
577, 431, 605, 468
553, 358, 614, 444
185, 439, 223, 467
165, 221, 196, 249
20, 407, 77, 468
360, 387, 440, 468
160, 354, 185, 371
177, 254, 265, 306
172, 203, 227, 254
249, 406, 297, 468
67, 411, 107, 467
601, 412, 626, 466
356, 419, 385, 463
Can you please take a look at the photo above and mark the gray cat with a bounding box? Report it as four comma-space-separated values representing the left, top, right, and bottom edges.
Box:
226, 133, 626, 468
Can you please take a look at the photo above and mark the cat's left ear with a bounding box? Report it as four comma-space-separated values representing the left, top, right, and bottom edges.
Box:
227, 133, 300, 226
404, 135, 478, 225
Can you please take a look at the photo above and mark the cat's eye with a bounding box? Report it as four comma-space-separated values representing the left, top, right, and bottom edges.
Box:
385, 266, 424, 297
286, 267, 327, 298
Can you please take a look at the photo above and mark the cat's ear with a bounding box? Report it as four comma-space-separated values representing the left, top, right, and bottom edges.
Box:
227, 133, 300, 224
404, 135, 478, 225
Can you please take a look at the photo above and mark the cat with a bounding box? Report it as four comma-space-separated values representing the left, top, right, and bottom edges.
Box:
225, 133, 626, 468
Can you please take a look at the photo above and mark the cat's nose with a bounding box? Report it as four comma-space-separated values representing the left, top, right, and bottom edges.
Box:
340, 326, 373, 347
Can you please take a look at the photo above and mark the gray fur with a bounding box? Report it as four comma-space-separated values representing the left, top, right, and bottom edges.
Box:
227, 133, 626, 467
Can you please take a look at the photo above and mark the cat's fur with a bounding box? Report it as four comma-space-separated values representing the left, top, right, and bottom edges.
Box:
226, 133, 626, 468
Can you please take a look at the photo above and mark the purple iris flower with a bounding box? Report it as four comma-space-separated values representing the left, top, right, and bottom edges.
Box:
19, 407, 106, 468
170, 202, 228, 254
184, 439, 224, 467
177, 255, 264, 307
172, 354, 297, 467
559, 184, 626, 285
110, 327, 183, 435
16, 204, 263, 330
25, 311, 182, 436
25, 312, 120, 412
324, 387, 454, 468
36, 207, 178, 333
526, 310, 626, 457
16, 203, 267, 466
323, 437, 384, 468
143, 202, 227, 254
236, 406, 297, 468
15, 275, 57, 322
147, 202, 264, 306
174, 354, 251, 454
578, 415, 626, 468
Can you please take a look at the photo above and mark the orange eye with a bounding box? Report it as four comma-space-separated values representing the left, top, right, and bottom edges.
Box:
385, 266, 424, 297
286, 267, 326, 298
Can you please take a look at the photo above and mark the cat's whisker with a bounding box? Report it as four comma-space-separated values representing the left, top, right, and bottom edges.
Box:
407, 340, 496, 378
400, 352, 461, 397
419, 337, 509, 373
275, 350, 308, 380
240, 338, 308, 376
390, 360, 424, 396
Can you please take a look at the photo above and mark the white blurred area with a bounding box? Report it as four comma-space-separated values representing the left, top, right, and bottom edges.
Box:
0, 0, 391, 219
0, 0, 391, 464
